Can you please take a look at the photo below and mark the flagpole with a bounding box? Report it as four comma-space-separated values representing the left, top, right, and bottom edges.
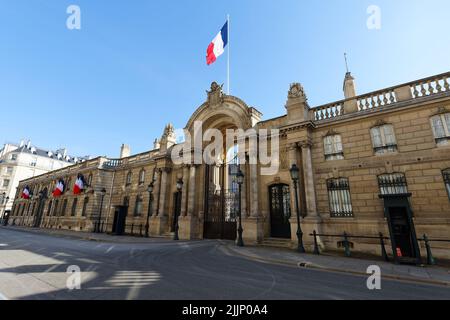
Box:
227, 14, 230, 95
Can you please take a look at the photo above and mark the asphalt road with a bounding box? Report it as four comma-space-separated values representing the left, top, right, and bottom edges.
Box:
0, 228, 449, 300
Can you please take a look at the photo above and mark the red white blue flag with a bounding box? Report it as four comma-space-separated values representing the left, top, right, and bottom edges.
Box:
22, 186, 30, 199
53, 179, 65, 197
73, 174, 85, 195
206, 21, 228, 65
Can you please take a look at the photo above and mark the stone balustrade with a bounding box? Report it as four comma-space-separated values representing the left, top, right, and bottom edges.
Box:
312, 71, 450, 122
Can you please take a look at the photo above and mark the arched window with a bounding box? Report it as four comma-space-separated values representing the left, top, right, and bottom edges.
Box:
430, 112, 450, 146
139, 169, 145, 185
327, 178, 353, 217
82, 197, 89, 217
126, 171, 132, 186
443, 169, 450, 200
134, 195, 143, 217
378, 173, 408, 195
370, 124, 397, 154
323, 134, 344, 160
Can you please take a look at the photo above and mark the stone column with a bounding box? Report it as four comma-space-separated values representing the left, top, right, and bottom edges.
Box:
187, 165, 197, 216
180, 166, 189, 217
300, 142, 318, 217
152, 169, 161, 217
240, 163, 248, 218
249, 154, 259, 218
287, 143, 300, 214
158, 168, 169, 217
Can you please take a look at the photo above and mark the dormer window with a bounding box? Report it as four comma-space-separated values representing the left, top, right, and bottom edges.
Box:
370, 124, 397, 154
323, 134, 344, 161
430, 113, 450, 146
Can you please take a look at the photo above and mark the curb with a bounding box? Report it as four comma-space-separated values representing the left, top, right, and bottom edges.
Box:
224, 245, 450, 287
1, 226, 170, 244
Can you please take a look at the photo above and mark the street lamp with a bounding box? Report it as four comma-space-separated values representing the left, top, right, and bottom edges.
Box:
96, 188, 107, 233
290, 164, 306, 253
145, 182, 154, 238
236, 169, 245, 247
173, 178, 183, 241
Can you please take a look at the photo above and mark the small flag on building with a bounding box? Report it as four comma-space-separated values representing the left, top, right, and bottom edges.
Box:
53, 179, 65, 197
206, 20, 228, 66
22, 186, 30, 199
73, 174, 85, 195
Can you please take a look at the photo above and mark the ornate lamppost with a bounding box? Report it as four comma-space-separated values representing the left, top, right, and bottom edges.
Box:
173, 178, 183, 241
236, 169, 245, 247
145, 182, 154, 238
290, 164, 305, 253
96, 188, 107, 233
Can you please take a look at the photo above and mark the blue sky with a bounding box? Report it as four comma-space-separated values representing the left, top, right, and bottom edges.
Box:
1, 0, 449, 158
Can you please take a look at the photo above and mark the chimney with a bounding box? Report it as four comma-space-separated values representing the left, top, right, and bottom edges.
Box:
343, 72, 357, 99
120, 144, 131, 158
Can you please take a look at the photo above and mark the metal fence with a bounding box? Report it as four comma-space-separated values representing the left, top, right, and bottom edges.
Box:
309, 230, 450, 266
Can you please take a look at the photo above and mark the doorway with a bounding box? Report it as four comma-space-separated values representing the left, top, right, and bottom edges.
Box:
112, 206, 127, 235
269, 184, 292, 239
388, 207, 415, 258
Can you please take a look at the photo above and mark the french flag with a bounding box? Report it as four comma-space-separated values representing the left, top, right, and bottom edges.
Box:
53, 180, 65, 197
73, 175, 85, 195
22, 186, 30, 200
206, 21, 228, 65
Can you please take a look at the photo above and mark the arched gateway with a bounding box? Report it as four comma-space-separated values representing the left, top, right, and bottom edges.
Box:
183, 82, 262, 240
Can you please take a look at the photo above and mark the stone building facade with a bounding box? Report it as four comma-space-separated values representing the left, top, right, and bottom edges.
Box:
9, 71, 450, 261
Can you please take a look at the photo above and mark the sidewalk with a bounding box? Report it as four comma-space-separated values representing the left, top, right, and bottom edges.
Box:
0, 225, 175, 244
224, 244, 450, 287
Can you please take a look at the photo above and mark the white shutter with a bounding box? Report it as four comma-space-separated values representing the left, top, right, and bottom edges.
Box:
445, 114, 450, 135
334, 135, 343, 153
431, 116, 446, 138
383, 125, 396, 145
324, 136, 333, 155
371, 127, 383, 148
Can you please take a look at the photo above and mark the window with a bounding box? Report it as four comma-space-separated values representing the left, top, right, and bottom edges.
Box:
61, 199, 68, 216
443, 169, 450, 200
327, 178, 353, 217
10, 154, 17, 161
139, 169, 145, 185
134, 195, 143, 216
21, 204, 26, 216
430, 113, 450, 146
87, 174, 93, 186
30, 158, 37, 167
6, 167, 13, 174
82, 197, 89, 216
2, 179, 10, 187
126, 172, 132, 186
370, 124, 397, 154
71, 198, 78, 216
323, 135, 344, 160
378, 173, 408, 195
54, 200, 59, 217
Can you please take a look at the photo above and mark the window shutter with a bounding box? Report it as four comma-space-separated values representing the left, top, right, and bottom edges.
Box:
324, 136, 333, 155
371, 128, 383, 148
383, 125, 396, 145
334, 135, 343, 153
445, 114, 450, 134
432, 116, 446, 138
